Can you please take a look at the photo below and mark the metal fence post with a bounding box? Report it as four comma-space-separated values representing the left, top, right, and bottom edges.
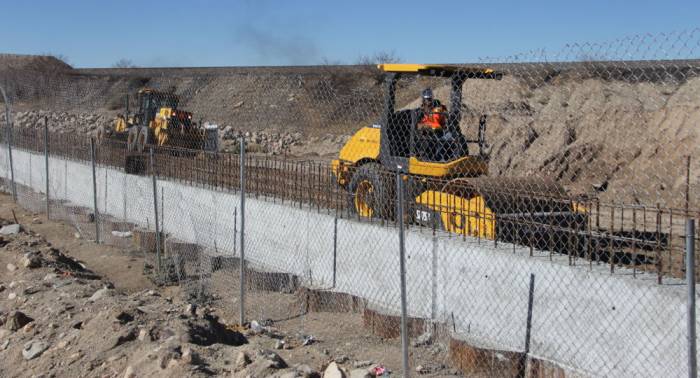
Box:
150, 147, 162, 276
44, 118, 49, 218
396, 169, 410, 377
239, 136, 246, 326
332, 215, 338, 288
687, 218, 697, 378
90, 138, 100, 243
1, 85, 16, 202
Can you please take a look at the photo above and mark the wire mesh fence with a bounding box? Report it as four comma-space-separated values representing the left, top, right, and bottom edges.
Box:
1, 29, 700, 377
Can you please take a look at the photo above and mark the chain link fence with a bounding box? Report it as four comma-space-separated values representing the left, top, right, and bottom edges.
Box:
1, 29, 700, 377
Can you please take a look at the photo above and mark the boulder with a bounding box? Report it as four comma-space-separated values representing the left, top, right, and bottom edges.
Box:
324, 362, 346, 378
5, 311, 33, 331
0, 224, 20, 235
22, 340, 48, 360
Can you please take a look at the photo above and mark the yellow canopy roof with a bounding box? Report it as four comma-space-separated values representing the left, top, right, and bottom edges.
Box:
376, 64, 499, 78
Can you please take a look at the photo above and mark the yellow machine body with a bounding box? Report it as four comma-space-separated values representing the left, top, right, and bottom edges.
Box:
415, 190, 495, 239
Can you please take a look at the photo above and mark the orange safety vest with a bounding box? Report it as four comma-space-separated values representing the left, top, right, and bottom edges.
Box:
420, 106, 447, 129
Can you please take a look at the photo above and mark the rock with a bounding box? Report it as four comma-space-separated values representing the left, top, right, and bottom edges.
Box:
111, 328, 137, 348
43, 273, 58, 281
74, 232, 81, 239
235, 351, 251, 370
6, 311, 34, 331
0, 284, 4, 292
349, 369, 373, 378
0, 339, 9, 350
88, 287, 110, 302
181, 347, 199, 365
275, 339, 286, 350
411, 332, 432, 347
158, 345, 182, 369
138, 329, 149, 342
185, 303, 197, 316
249, 320, 263, 334
22, 340, 48, 360
6, 263, 17, 272
22, 322, 35, 333
295, 364, 319, 378
32, 218, 41, 224
21, 254, 41, 269
415, 365, 424, 374
7, 292, 17, 300
324, 362, 345, 378
335, 355, 349, 364
0, 224, 20, 235
258, 349, 287, 369
352, 361, 373, 369
123, 366, 136, 378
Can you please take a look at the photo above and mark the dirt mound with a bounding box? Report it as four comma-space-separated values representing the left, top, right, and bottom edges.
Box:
0, 54, 72, 73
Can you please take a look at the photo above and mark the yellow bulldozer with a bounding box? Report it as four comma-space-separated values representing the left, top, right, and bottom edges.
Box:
104, 88, 218, 173
332, 64, 587, 248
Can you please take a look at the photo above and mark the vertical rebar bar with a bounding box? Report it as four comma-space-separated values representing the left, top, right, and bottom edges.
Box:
396, 170, 410, 377
239, 136, 246, 326
150, 148, 161, 275
687, 218, 696, 378
90, 138, 100, 243
44, 117, 50, 219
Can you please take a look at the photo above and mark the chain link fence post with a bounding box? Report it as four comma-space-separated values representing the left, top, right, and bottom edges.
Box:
0, 84, 16, 202
90, 138, 100, 243
687, 218, 697, 378
150, 147, 162, 277
396, 169, 409, 377
44, 117, 49, 219
239, 136, 246, 326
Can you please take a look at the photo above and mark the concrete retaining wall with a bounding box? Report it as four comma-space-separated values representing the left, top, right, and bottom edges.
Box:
1, 146, 695, 377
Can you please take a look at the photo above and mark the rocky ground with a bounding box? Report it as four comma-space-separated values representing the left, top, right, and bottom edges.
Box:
0, 193, 459, 378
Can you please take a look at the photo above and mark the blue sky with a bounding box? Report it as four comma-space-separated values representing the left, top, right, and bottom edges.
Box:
1, 0, 698, 68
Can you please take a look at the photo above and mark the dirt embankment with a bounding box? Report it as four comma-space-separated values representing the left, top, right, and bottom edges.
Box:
2, 55, 699, 208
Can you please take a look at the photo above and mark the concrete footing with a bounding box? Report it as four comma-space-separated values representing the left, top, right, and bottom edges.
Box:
448, 338, 524, 377
362, 307, 427, 339
298, 287, 366, 313
132, 228, 165, 253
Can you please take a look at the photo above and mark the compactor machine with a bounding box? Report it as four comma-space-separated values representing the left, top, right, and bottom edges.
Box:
332, 64, 586, 246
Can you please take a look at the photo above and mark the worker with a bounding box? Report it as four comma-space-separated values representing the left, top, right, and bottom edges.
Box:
417, 88, 447, 131
416, 88, 448, 161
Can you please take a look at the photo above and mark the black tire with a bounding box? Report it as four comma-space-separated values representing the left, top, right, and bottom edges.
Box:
347, 163, 394, 220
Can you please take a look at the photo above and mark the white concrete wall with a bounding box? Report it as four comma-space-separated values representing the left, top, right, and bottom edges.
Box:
2, 146, 695, 377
